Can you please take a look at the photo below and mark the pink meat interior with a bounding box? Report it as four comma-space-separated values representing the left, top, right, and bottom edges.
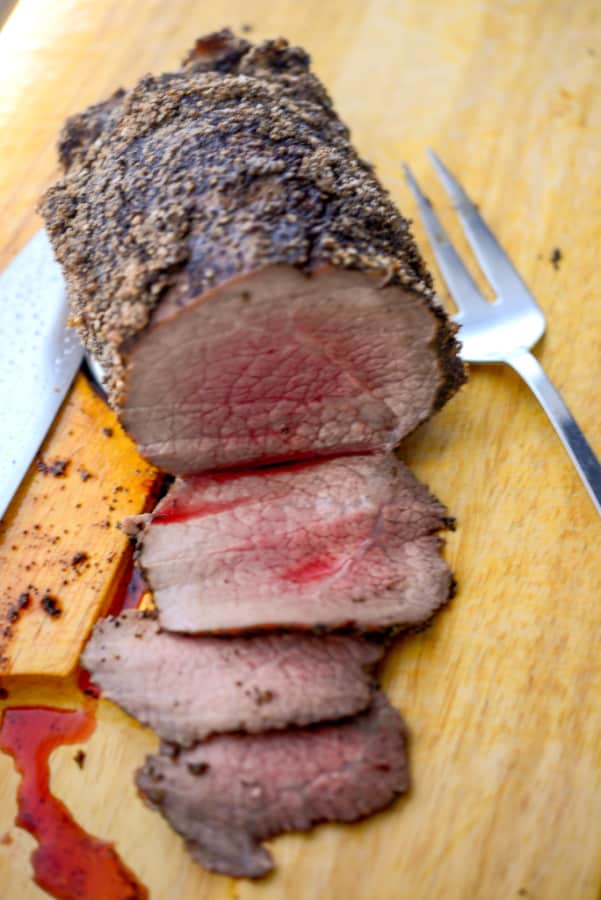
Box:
139, 454, 450, 632
122, 266, 442, 473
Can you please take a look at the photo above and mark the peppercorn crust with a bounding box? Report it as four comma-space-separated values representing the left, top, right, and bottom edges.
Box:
40, 28, 465, 408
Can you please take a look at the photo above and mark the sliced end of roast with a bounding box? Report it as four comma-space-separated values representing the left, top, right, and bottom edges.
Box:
135, 691, 408, 878
120, 264, 462, 473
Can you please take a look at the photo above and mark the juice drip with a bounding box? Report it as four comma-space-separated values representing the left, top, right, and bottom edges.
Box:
121, 567, 148, 610
76, 667, 101, 699
153, 496, 247, 525
106, 559, 149, 617
0, 706, 147, 900
282, 553, 343, 584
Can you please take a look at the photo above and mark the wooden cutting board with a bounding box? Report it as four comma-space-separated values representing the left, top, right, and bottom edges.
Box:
1, 1, 600, 897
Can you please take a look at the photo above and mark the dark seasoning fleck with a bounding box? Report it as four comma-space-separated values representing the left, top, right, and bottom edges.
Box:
41, 594, 62, 617
187, 762, 209, 776
550, 247, 562, 270
254, 689, 274, 705
2, 592, 32, 628
71, 551, 89, 568
36, 458, 69, 477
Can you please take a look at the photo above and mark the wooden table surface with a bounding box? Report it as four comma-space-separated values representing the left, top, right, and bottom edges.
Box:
1, 1, 600, 898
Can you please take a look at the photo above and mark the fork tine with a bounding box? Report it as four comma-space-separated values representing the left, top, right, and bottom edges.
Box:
402, 162, 490, 319
427, 149, 541, 312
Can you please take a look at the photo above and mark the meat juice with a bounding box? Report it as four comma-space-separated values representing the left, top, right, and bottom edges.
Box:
0, 705, 147, 900
106, 559, 149, 615
76, 667, 101, 700
0, 563, 150, 898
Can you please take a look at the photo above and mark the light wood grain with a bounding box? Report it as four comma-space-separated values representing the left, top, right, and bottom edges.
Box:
0, 1, 600, 898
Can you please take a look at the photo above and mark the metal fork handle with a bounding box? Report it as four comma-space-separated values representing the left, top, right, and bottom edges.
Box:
507, 351, 601, 517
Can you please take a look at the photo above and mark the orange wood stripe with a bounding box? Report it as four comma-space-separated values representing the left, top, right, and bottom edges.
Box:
0, 374, 159, 676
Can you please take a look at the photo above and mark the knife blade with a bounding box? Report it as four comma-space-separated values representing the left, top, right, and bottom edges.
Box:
0, 229, 83, 521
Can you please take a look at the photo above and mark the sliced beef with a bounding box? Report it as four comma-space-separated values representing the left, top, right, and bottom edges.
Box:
136, 691, 408, 878
81, 611, 383, 744
132, 453, 452, 634
40, 29, 464, 474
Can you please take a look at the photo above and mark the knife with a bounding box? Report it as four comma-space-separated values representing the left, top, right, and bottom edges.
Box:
0, 230, 83, 521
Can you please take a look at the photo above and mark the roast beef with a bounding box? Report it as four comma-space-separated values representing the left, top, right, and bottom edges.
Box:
81, 611, 383, 744
131, 453, 453, 633
40, 30, 464, 474
136, 691, 408, 878
43, 30, 462, 880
